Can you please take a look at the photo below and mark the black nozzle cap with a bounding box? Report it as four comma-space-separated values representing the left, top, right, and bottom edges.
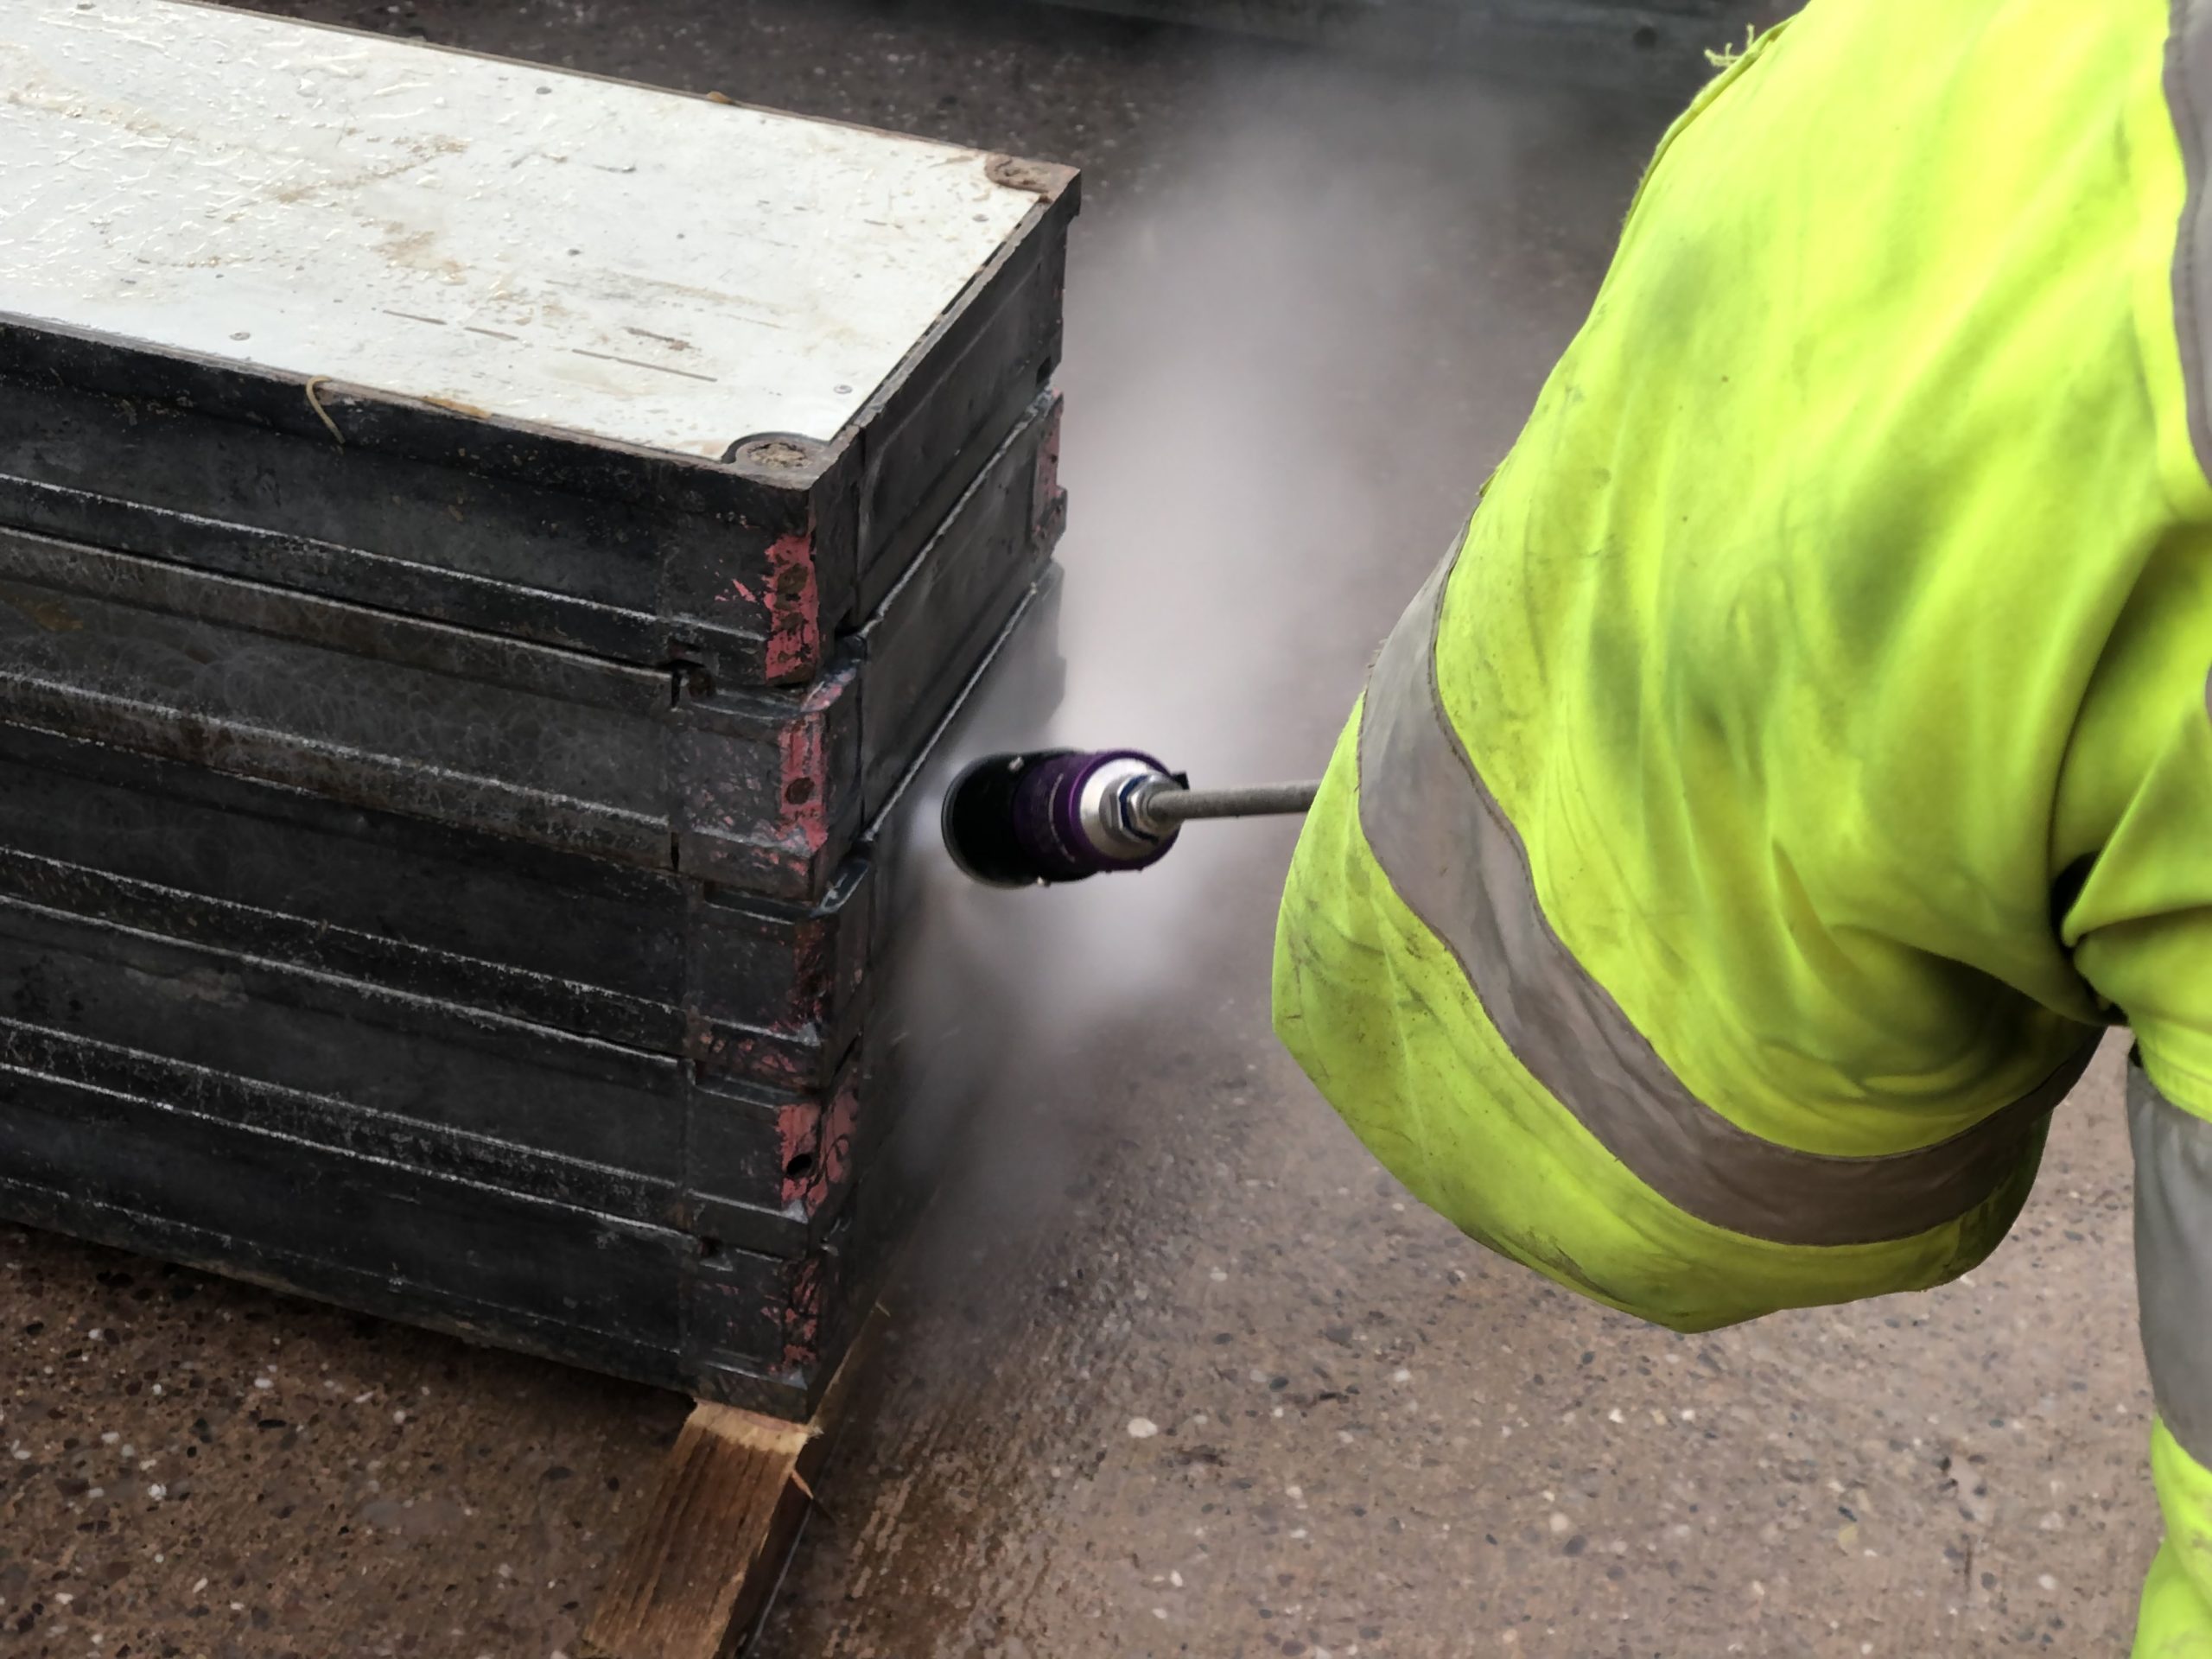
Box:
941, 749, 1077, 887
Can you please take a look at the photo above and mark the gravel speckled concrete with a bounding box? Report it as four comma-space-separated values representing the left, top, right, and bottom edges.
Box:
0, 1243, 679, 1656
0, 3, 2162, 1655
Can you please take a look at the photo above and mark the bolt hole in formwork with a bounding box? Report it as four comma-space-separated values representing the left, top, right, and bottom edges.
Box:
1632, 23, 1659, 47
784, 1154, 817, 1180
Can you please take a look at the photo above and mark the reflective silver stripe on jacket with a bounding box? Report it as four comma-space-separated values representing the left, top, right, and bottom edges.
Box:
2131, 1059, 2212, 1462
1354, 550, 2096, 1248
2170, 0, 2212, 479
2126, 9, 2212, 1451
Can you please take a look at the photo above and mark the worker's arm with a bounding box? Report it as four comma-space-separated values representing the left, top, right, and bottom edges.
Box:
2056, 536, 2212, 1656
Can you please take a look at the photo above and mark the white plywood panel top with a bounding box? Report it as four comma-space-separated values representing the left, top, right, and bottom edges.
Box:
0, 0, 1052, 458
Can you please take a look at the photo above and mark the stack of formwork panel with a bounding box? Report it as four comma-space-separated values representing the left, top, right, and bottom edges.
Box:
0, 0, 1076, 1418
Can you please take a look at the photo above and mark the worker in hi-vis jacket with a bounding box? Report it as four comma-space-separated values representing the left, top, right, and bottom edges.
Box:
1273, 2, 2212, 1647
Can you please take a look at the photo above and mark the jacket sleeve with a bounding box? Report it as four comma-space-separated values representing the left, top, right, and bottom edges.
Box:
2056, 544, 2212, 1655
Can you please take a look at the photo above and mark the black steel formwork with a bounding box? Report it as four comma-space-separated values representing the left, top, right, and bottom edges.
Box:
0, 0, 1077, 1417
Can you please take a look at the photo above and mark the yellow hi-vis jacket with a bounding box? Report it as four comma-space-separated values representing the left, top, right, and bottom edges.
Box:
1273, 0, 2212, 1647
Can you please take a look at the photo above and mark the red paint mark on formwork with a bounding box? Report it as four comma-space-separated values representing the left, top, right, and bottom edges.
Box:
775, 702, 830, 871
777, 1101, 819, 1208
730, 661, 856, 893
779, 1257, 825, 1373
777, 1079, 859, 1215
819, 1079, 858, 1192
685, 1012, 821, 1090
761, 525, 819, 682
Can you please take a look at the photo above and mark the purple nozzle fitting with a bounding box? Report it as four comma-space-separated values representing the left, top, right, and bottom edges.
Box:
942, 748, 1185, 886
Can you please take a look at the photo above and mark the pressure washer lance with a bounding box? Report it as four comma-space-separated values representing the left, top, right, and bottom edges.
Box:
940, 749, 1320, 887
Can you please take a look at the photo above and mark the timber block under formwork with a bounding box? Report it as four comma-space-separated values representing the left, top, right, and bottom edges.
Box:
0, 0, 1077, 1419
582, 1315, 883, 1659
1033, 0, 1797, 92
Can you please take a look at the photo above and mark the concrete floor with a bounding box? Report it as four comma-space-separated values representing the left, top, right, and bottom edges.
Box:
0, 3, 2164, 1655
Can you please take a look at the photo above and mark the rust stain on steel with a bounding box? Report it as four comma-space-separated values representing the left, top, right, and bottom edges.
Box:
985, 154, 1077, 197
0, 588, 85, 632
728, 435, 819, 470
625, 326, 698, 353
1032, 395, 1065, 541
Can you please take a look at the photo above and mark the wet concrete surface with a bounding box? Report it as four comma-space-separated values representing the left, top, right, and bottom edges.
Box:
0, 3, 2164, 1655
760, 1020, 2152, 1658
